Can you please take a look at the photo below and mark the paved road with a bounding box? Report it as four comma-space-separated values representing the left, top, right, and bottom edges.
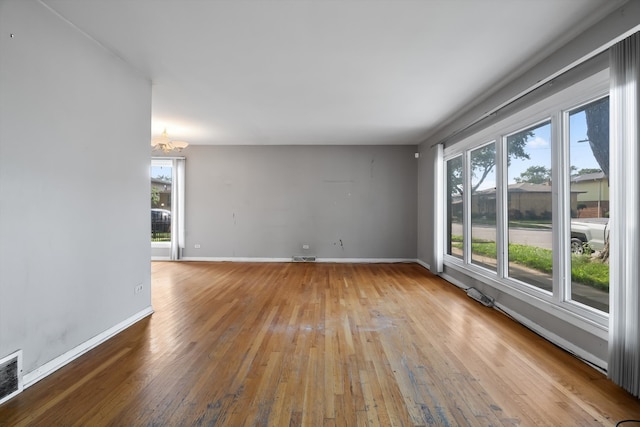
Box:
451, 223, 552, 249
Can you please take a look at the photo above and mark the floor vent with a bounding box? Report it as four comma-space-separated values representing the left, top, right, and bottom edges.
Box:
0, 350, 23, 405
466, 287, 495, 307
292, 255, 317, 262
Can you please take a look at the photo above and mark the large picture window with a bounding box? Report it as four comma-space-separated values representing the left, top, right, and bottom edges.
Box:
441, 70, 611, 323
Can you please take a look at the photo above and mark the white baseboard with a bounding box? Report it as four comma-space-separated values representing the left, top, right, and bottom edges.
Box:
179, 256, 418, 264
180, 257, 292, 262
495, 302, 607, 373
439, 272, 468, 291
317, 258, 416, 263
23, 306, 154, 388
151, 256, 170, 261
415, 259, 431, 270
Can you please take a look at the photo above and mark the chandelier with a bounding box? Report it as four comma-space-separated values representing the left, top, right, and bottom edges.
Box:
151, 129, 189, 153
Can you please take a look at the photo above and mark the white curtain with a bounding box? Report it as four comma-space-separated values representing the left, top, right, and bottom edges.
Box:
609, 31, 640, 397
170, 158, 186, 260
432, 143, 444, 273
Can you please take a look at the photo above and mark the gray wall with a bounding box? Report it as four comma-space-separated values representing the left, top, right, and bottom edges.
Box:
0, 0, 151, 375
177, 145, 417, 260
416, 146, 434, 267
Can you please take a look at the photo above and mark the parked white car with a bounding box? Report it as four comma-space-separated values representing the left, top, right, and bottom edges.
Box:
570, 218, 609, 254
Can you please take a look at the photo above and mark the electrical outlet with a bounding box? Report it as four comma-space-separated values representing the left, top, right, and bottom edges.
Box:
134, 284, 143, 294
194, 244, 201, 249
302, 244, 310, 250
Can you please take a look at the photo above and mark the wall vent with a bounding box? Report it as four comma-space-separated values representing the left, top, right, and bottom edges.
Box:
0, 350, 23, 405
466, 287, 495, 307
292, 255, 317, 262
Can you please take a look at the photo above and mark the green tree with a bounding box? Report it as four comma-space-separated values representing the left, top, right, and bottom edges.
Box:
583, 97, 610, 262
514, 165, 551, 184
574, 167, 602, 176
448, 129, 532, 195
583, 97, 609, 178
151, 186, 160, 207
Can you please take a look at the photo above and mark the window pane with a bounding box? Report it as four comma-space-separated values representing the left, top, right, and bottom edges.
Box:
151, 163, 172, 243
446, 156, 463, 259
470, 142, 497, 271
506, 121, 553, 291
569, 97, 609, 312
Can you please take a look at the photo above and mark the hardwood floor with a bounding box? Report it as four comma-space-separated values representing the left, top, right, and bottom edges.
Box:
1, 262, 639, 426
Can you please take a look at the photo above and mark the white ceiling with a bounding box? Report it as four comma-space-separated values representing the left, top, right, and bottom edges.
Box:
42, 0, 622, 146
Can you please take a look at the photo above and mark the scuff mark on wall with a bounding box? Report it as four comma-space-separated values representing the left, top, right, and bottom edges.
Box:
370, 155, 376, 179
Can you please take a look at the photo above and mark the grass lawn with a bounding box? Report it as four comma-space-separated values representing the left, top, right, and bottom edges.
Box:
452, 236, 609, 291
152, 232, 171, 242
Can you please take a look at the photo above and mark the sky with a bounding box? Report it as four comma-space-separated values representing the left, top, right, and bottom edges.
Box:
150, 165, 173, 181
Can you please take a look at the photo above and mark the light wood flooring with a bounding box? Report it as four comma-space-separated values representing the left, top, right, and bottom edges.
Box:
1, 261, 639, 426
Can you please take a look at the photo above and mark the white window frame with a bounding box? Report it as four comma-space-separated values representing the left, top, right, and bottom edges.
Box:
468, 140, 498, 272
561, 95, 611, 315
445, 154, 465, 261
441, 68, 610, 338
151, 158, 173, 249
502, 117, 554, 294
